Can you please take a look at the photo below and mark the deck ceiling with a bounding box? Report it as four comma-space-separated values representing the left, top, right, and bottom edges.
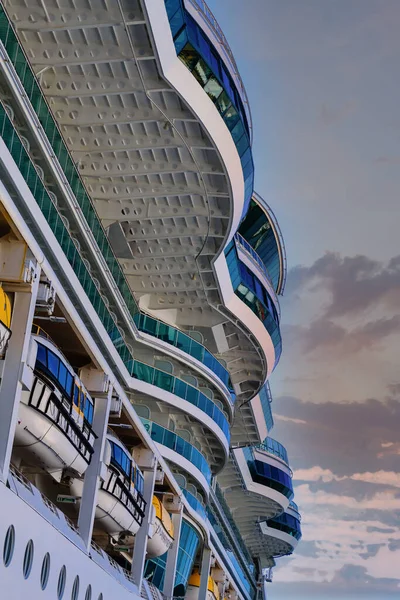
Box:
4, 0, 266, 400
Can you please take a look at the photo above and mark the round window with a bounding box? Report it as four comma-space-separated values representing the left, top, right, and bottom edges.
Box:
40, 552, 51, 590
3, 525, 15, 567
71, 575, 80, 600
22, 539, 34, 579
58, 565, 67, 600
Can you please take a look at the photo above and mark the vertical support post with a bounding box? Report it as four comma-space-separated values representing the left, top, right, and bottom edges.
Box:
131, 460, 158, 590
77, 386, 112, 552
163, 506, 183, 598
0, 267, 40, 483
198, 547, 212, 600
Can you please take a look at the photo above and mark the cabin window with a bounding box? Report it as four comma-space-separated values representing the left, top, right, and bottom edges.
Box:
74, 386, 80, 406
84, 400, 94, 425
110, 442, 131, 478
58, 362, 67, 390
36, 343, 47, 367
47, 351, 59, 378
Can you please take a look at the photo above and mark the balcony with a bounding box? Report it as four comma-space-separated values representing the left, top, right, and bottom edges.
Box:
140, 419, 212, 489
225, 240, 282, 365
134, 312, 233, 397
243, 446, 294, 501
132, 361, 230, 446
164, 0, 254, 218
255, 438, 289, 466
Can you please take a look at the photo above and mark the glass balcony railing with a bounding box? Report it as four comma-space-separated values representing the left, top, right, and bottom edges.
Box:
258, 382, 274, 433
182, 489, 207, 521
134, 312, 233, 397
225, 240, 282, 365
0, 7, 139, 319
256, 438, 289, 465
140, 419, 212, 486
164, 0, 254, 219
207, 507, 255, 597
234, 233, 280, 316
0, 106, 228, 449
243, 447, 294, 501
266, 512, 302, 542
133, 362, 230, 443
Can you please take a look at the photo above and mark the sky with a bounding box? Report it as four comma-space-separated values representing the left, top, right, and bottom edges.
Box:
207, 1, 400, 598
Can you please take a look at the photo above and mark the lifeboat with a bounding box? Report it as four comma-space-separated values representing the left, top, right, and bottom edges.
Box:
71, 433, 146, 537
118, 495, 174, 557
14, 332, 96, 481
186, 572, 220, 600
0, 288, 12, 358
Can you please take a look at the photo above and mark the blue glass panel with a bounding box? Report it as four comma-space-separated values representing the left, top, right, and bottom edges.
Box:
36, 343, 47, 367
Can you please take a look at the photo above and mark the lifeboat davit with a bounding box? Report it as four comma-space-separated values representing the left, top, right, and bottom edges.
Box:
71, 434, 146, 537
118, 495, 174, 557
186, 572, 220, 600
14, 333, 95, 481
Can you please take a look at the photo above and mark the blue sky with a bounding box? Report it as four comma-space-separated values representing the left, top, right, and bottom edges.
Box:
207, 1, 400, 598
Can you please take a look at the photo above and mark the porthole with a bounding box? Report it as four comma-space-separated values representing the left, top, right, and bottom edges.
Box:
98, 594, 103, 600
58, 566, 67, 600
71, 575, 80, 600
3, 525, 15, 567
22, 539, 34, 579
40, 552, 51, 590
85, 584, 92, 600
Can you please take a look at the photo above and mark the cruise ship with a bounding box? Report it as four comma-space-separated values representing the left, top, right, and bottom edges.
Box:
0, 1, 301, 599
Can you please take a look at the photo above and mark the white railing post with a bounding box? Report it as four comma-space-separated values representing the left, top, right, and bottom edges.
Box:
0, 265, 40, 483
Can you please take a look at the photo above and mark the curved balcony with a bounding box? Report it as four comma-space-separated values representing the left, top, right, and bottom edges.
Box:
266, 511, 302, 542
133, 312, 234, 399
255, 438, 289, 466
238, 193, 287, 294
140, 419, 212, 490
243, 447, 294, 502
225, 240, 282, 365
164, 0, 254, 219
182, 489, 207, 522
234, 233, 280, 317
132, 361, 231, 444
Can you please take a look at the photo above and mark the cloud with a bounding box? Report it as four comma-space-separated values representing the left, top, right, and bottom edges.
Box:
272, 395, 400, 475
287, 252, 400, 318
285, 315, 400, 355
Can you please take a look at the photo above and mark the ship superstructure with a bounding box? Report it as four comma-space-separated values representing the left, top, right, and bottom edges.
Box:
0, 1, 300, 599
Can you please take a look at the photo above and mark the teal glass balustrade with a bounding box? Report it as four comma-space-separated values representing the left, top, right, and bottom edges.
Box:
0, 7, 139, 318
134, 312, 234, 397
259, 383, 274, 433
0, 104, 230, 447
140, 419, 212, 486
256, 437, 289, 465
225, 240, 282, 364
181, 489, 207, 521
164, 0, 254, 219
207, 507, 255, 598
133, 362, 230, 442
144, 520, 200, 595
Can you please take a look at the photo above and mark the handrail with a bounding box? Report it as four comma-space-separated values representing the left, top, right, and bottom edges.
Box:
256, 437, 289, 466
132, 361, 230, 442
187, 0, 253, 143
182, 489, 207, 521
140, 418, 212, 486
234, 233, 281, 316
253, 192, 287, 295
134, 312, 233, 398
